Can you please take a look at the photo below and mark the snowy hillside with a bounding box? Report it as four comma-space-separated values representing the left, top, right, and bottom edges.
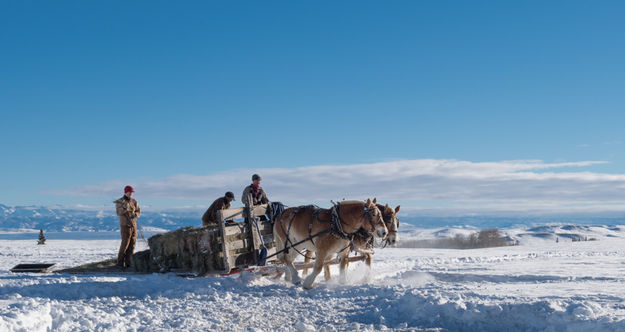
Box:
400, 223, 625, 246
0, 204, 202, 232
2, 225, 625, 331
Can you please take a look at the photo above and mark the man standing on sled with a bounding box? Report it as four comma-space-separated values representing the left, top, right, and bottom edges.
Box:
242, 174, 269, 207
242, 174, 270, 222
115, 185, 141, 268
242, 174, 271, 264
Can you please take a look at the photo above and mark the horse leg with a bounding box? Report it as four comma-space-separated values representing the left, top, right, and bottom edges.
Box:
323, 261, 331, 281
303, 250, 326, 290
285, 250, 302, 285
275, 233, 301, 284
339, 249, 350, 284
273, 235, 289, 282
303, 250, 314, 276
364, 253, 373, 282
284, 254, 292, 283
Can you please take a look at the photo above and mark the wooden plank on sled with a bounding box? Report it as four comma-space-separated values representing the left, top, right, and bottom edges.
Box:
217, 205, 274, 274
224, 223, 245, 236
224, 234, 276, 252
224, 223, 273, 237
218, 212, 232, 273
219, 204, 268, 221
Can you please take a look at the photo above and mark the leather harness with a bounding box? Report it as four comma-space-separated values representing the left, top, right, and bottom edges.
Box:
267, 202, 382, 260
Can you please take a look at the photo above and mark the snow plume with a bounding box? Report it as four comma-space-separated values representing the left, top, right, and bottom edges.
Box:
51, 159, 625, 214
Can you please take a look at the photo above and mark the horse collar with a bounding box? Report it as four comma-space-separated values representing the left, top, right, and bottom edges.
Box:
329, 203, 351, 239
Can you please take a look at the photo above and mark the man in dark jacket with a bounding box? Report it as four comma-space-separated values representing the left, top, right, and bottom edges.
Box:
115, 185, 141, 268
202, 191, 235, 226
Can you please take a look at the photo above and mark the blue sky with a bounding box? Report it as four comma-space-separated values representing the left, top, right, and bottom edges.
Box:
1, 1, 624, 214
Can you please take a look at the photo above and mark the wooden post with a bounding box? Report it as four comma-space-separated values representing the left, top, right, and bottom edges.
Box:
246, 195, 261, 265
218, 204, 271, 272
217, 210, 231, 273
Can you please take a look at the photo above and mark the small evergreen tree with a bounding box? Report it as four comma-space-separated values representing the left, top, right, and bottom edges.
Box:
37, 229, 46, 245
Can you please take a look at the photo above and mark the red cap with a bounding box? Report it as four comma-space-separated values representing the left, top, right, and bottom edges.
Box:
124, 185, 135, 193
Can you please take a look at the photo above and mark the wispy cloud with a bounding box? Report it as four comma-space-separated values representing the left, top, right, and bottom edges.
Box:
50, 159, 625, 214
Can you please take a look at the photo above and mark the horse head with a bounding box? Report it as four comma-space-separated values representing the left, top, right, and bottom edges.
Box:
362, 198, 388, 238
379, 203, 400, 246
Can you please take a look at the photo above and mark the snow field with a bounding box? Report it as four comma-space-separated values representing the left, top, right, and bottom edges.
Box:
1, 227, 625, 331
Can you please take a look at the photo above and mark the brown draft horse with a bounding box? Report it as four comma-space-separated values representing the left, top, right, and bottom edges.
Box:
273, 199, 388, 289
377, 203, 400, 246
303, 202, 400, 282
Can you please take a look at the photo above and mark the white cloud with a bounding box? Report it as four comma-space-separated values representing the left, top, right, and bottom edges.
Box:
50, 159, 625, 214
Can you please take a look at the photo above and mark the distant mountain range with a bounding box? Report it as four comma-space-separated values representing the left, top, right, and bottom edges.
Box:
400, 223, 625, 246
0, 204, 203, 232
1, 203, 624, 232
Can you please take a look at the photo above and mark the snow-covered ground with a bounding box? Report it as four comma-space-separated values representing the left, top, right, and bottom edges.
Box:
2, 225, 625, 331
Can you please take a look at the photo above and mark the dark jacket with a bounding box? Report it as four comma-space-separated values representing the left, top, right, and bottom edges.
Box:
202, 196, 231, 226
241, 185, 269, 206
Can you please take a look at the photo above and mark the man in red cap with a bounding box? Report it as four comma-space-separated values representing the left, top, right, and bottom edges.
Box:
115, 185, 141, 268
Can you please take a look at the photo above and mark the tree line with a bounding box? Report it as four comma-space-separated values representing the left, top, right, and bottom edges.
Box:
399, 228, 515, 249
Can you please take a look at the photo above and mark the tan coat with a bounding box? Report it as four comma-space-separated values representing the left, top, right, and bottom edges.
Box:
115, 196, 141, 227
202, 197, 231, 226
241, 185, 269, 206
118, 222, 137, 267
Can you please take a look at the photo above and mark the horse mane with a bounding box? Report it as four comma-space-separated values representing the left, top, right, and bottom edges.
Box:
338, 200, 368, 206
376, 203, 394, 215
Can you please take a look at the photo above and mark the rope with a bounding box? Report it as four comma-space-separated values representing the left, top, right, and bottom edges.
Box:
265, 228, 331, 260
138, 223, 148, 245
